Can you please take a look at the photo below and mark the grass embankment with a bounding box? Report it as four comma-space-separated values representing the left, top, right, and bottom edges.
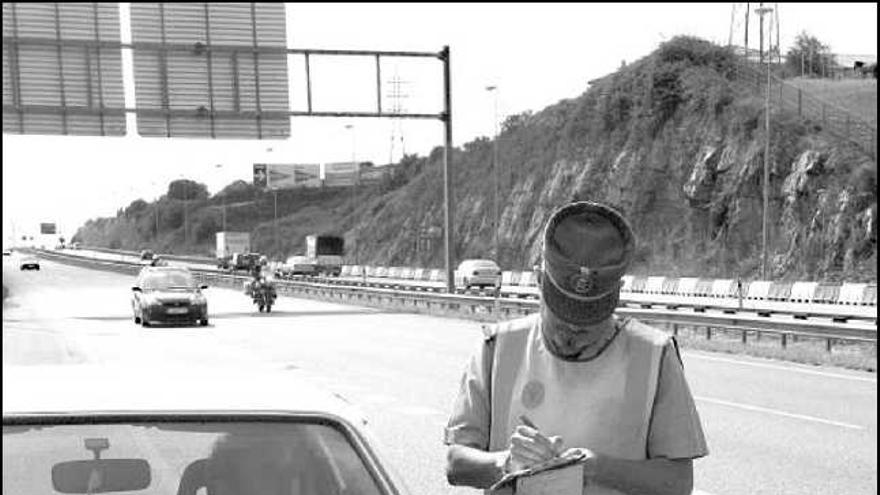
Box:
667, 325, 876, 372
785, 77, 877, 124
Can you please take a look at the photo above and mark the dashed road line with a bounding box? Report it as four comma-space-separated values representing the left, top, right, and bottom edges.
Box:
695, 396, 865, 430
684, 352, 877, 383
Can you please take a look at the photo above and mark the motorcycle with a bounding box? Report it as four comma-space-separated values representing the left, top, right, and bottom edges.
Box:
245, 277, 277, 313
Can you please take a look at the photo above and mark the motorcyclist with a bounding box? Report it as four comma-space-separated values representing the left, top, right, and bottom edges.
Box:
248, 256, 276, 303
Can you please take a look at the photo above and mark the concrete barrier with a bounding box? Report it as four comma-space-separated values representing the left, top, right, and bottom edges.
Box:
645, 276, 666, 294
694, 279, 714, 296
341, 266, 354, 277
621, 275, 635, 292
835, 283, 864, 305
863, 284, 877, 305
400, 267, 414, 280
519, 271, 537, 287
629, 276, 648, 293
812, 283, 841, 304
711, 279, 736, 298
661, 278, 680, 295
768, 281, 794, 301
675, 278, 699, 297
790, 281, 819, 303
746, 281, 772, 300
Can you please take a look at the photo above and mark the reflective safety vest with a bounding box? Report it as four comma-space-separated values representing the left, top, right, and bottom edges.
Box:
484, 314, 669, 494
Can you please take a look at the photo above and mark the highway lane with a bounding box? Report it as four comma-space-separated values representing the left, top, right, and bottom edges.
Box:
3, 255, 877, 495
61, 247, 878, 321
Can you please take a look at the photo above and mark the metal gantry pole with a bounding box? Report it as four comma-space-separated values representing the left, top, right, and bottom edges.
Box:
273, 189, 279, 258
442, 46, 455, 293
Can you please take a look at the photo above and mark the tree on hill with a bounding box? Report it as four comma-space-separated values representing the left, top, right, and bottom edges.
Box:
167, 179, 209, 201
214, 180, 257, 203
785, 31, 835, 77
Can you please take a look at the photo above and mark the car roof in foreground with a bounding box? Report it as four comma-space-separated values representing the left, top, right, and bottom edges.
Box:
3, 364, 364, 425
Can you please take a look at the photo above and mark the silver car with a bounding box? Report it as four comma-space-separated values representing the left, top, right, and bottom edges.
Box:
3, 364, 412, 495
456, 259, 502, 290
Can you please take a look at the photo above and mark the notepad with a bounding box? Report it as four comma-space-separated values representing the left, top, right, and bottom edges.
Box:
489, 449, 588, 494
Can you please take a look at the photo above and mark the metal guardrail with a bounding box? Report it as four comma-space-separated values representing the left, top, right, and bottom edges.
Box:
54, 247, 877, 324
32, 249, 877, 351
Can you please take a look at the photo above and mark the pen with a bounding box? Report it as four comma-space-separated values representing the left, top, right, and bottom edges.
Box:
519, 414, 538, 430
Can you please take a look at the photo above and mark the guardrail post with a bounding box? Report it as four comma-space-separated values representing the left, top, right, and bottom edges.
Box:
741, 330, 747, 344
780, 332, 788, 348
705, 327, 712, 341
797, 89, 802, 116
826, 338, 833, 353
671, 324, 678, 337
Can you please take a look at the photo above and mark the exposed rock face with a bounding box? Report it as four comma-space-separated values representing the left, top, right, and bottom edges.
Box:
346, 38, 876, 282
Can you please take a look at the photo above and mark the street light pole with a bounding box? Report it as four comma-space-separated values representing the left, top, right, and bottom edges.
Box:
756, 5, 773, 280
486, 85, 500, 261
215, 164, 226, 231
345, 124, 359, 265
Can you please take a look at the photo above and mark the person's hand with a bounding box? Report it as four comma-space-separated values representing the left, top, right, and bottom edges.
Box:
506, 425, 564, 472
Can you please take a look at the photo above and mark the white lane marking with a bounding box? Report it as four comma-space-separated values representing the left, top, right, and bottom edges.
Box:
695, 396, 865, 430
684, 352, 877, 383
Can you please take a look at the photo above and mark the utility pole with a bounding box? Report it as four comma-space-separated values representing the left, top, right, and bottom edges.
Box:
756, 5, 774, 279
486, 85, 500, 261
273, 189, 279, 259
744, 2, 750, 57
758, 2, 764, 65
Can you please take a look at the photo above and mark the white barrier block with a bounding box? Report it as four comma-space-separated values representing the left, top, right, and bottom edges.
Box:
621, 275, 634, 292
747, 281, 772, 300
711, 279, 735, 297
502, 271, 515, 285
790, 281, 819, 303
645, 276, 666, 294
676, 278, 699, 296
519, 271, 536, 287
838, 283, 868, 304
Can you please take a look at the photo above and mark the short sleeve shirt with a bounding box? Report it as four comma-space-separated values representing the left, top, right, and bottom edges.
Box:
444, 319, 708, 461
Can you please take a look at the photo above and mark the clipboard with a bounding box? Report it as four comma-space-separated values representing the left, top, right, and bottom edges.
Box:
489, 449, 588, 494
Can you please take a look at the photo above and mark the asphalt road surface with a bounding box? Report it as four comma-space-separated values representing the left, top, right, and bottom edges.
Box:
3, 255, 877, 495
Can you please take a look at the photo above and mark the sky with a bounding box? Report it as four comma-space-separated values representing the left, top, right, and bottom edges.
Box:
3, 2, 877, 243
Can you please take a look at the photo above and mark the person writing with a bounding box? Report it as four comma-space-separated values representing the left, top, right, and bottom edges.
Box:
444, 201, 708, 495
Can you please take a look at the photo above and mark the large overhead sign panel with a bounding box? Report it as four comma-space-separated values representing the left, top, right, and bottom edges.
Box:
324, 162, 360, 187
130, 3, 290, 139
2, 3, 126, 136
267, 163, 321, 190
40, 223, 57, 234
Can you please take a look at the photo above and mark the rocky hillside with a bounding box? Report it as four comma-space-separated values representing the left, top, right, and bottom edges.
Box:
76, 37, 877, 282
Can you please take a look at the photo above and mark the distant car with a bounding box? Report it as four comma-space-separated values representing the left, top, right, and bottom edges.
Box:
3, 364, 412, 495
131, 266, 209, 327
140, 249, 155, 261
2, 249, 11, 256
456, 259, 502, 290
69, 242, 80, 250
19, 257, 40, 271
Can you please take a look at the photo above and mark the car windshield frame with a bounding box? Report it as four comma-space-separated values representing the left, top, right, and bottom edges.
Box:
138, 270, 196, 290
4, 411, 403, 495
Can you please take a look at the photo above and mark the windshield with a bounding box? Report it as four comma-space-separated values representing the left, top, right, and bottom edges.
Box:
140, 271, 195, 290
3, 420, 384, 495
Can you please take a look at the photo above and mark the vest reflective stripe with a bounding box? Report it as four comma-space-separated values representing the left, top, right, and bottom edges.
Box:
487, 315, 668, 459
